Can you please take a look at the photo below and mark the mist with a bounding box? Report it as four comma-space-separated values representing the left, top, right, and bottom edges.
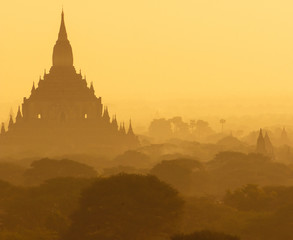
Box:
1, 1, 293, 240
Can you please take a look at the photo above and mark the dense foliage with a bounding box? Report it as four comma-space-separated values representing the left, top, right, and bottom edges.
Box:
64, 174, 184, 240
1, 150, 293, 240
0, 178, 94, 240
24, 158, 98, 185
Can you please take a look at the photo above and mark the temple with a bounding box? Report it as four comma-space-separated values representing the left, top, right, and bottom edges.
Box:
256, 129, 274, 159
0, 11, 139, 157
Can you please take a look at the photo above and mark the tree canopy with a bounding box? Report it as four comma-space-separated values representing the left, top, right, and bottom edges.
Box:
24, 158, 98, 185
64, 174, 184, 240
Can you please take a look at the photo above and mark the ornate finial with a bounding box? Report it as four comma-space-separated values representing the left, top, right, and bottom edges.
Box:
119, 122, 126, 134
58, 8, 68, 41
103, 106, 110, 122
16, 106, 22, 121
111, 115, 118, 129
90, 82, 95, 93
31, 82, 36, 93
53, 9, 73, 67
127, 119, 134, 135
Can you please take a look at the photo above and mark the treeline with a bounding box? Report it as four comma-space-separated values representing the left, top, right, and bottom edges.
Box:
1, 150, 293, 239
2, 151, 293, 196
1, 173, 293, 239
107, 151, 293, 196
0, 174, 238, 240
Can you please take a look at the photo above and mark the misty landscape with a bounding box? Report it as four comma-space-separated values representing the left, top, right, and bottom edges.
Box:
2, 1, 293, 240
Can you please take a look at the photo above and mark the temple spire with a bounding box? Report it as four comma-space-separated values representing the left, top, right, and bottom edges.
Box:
111, 115, 118, 130
127, 119, 134, 135
58, 9, 68, 41
119, 123, 126, 134
280, 127, 290, 146
264, 132, 274, 159
52, 10, 73, 67
256, 128, 266, 155
16, 106, 22, 122
90, 82, 95, 93
103, 107, 110, 123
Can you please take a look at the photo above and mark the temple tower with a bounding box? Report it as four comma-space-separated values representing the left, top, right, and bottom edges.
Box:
0, 11, 139, 157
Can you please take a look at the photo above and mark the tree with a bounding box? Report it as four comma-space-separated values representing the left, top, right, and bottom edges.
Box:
194, 120, 214, 141
220, 119, 226, 133
169, 117, 190, 139
223, 184, 270, 211
207, 151, 293, 195
190, 120, 196, 133
150, 158, 202, 194
0, 162, 25, 185
149, 118, 173, 140
2, 178, 94, 234
24, 158, 98, 185
64, 174, 184, 240
113, 150, 151, 168
171, 231, 239, 240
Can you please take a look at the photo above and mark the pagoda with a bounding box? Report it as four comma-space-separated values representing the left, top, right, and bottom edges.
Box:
0, 11, 139, 157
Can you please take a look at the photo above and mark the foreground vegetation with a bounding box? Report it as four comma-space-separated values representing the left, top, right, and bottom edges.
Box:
1, 148, 293, 239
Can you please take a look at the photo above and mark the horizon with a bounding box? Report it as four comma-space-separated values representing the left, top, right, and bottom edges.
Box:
2, 1, 293, 133
2, 3, 293, 240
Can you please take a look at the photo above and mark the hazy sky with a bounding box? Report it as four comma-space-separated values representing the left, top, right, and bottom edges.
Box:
1, 1, 293, 131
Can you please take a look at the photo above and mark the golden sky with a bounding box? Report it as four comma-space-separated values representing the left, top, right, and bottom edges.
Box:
1, 0, 293, 131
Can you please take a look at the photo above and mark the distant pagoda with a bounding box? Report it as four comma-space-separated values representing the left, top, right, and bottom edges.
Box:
0, 11, 139, 157
256, 128, 274, 159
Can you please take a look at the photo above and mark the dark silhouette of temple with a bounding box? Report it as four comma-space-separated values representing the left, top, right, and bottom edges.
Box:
256, 128, 274, 159
0, 11, 139, 157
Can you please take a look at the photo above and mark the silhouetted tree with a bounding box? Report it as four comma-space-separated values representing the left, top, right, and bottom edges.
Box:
24, 158, 98, 185
102, 165, 148, 177
0, 162, 25, 185
170, 117, 190, 139
149, 118, 173, 140
224, 185, 293, 212
224, 184, 271, 211
207, 152, 293, 195
113, 150, 150, 168
190, 120, 196, 133
1, 178, 94, 237
194, 120, 215, 141
64, 174, 184, 240
150, 158, 202, 194
220, 119, 226, 133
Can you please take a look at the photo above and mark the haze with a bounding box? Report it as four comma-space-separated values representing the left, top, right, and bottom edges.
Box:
2, 0, 293, 132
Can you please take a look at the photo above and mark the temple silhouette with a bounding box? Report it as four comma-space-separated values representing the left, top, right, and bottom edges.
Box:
0, 11, 139, 157
256, 129, 274, 159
